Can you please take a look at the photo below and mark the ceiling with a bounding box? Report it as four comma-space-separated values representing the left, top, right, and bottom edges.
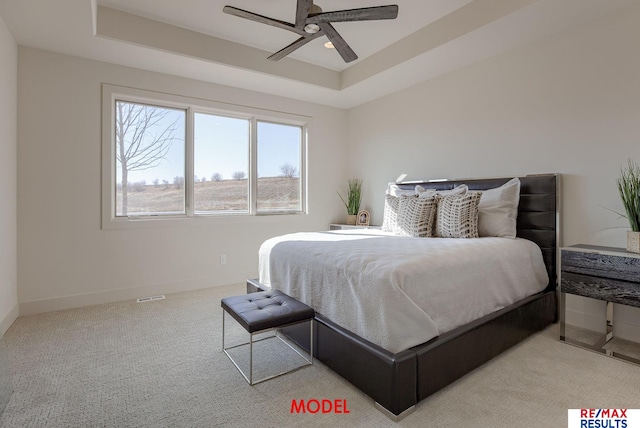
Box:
0, 0, 638, 108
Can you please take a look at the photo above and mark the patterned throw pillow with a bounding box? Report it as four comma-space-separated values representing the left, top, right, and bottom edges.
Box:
397, 195, 438, 237
435, 192, 482, 238
382, 195, 401, 233
382, 195, 438, 237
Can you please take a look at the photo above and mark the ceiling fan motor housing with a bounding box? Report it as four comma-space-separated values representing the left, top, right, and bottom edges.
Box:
304, 4, 322, 33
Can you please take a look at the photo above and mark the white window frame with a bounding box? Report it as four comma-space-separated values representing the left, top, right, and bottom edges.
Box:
101, 84, 308, 230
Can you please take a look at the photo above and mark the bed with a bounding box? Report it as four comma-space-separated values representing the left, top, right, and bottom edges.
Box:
248, 174, 560, 419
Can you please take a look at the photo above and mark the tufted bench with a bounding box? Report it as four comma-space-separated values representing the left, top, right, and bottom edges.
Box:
221, 289, 314, 385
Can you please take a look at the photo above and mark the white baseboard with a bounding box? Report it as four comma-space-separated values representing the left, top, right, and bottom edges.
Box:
19, 271, 256, 316
1, 302, 19, 336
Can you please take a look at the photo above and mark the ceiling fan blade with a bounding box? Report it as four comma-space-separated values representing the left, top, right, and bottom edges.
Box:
307, 5, 398, 24
267, 31, 324, 61
318, 23, 357, 63
295, 0, 313, 29
223, 6, 307, 36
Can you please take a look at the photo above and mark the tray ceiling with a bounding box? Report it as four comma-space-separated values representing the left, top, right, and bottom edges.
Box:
0, 0, 637, 108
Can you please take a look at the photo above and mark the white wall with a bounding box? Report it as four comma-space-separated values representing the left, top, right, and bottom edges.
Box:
0, 15, 18, 335
347, 5, 640, 338
17, 48, 348, 314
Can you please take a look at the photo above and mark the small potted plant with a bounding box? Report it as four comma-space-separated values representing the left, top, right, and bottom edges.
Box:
338, 179, 362, 225
617, 159, 640, 252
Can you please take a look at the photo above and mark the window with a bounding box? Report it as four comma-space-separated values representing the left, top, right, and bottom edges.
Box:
194, 113, 249, 213
102, 85, 307, 228
115, 101, 186, 216
256, 121, 302, 212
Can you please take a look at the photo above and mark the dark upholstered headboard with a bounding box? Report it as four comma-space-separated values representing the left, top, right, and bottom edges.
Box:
394, 174, 560, 290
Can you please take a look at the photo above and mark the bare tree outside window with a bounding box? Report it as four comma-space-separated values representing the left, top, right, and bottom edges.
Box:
115, 101, 182, 215
211, 173, 223, 182
279, 163, 298, 179
232, 171, 247, 181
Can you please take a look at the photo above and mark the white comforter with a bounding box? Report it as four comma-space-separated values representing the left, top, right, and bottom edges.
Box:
258, 230, 548, 353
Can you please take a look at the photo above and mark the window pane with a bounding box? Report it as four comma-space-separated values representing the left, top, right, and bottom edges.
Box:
115, 101, 186, 216
257, 121, 302, 212
194, 113, 249, 213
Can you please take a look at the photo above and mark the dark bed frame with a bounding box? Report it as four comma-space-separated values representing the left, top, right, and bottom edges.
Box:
247, 173, 561, 419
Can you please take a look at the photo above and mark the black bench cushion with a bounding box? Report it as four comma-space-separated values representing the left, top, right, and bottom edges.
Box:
221, 290, 315, 333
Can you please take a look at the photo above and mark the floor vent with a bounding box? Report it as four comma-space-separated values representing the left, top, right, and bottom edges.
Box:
136, 295, 166, 303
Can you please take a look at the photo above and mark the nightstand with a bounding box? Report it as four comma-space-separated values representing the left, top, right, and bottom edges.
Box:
329, 224, 381, 230
560, 245, 640, 365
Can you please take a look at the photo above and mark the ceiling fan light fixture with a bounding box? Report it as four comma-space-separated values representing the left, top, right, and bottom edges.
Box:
304, 23, 320, 34
324, 41, 334, 49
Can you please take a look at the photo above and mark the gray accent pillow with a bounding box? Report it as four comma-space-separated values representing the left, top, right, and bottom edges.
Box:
435, 192, 482, 238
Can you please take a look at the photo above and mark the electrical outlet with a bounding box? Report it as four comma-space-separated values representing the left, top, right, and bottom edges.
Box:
220, 255, 227, 264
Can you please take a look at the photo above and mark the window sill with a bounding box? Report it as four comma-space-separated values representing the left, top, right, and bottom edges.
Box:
102, 211, 307, 230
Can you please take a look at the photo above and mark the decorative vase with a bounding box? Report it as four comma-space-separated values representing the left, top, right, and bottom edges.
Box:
627, 230, 640, 253
346, 215, 357, 225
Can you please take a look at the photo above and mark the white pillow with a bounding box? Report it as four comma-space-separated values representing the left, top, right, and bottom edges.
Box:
477, 178, 521, 238
386, 184, 417, 197
416, 184, 468, 198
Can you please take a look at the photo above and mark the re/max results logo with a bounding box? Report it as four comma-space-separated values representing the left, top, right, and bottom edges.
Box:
568, 409, 640, 428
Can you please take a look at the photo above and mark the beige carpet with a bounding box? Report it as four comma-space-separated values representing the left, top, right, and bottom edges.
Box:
1, 283, 640, 427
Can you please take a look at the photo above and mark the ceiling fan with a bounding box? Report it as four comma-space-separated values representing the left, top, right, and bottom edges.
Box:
223, 1, 399, 63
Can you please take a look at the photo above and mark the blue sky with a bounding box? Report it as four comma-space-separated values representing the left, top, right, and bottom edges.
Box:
120, 105, 301, 184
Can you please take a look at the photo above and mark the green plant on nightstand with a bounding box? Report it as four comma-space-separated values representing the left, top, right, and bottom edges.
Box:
338, 179, 362, 225
617, 158, 640, 253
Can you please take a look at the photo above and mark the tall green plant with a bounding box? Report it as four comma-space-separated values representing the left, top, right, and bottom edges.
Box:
338, 179, 362, 215
617, 158, 640, 232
